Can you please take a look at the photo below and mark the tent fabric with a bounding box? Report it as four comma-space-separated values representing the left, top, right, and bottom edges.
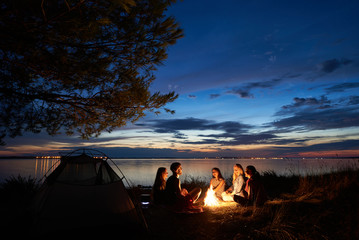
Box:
31, 152, 146, 234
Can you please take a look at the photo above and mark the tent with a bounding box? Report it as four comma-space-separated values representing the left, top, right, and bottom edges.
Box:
31, 149, 147, 235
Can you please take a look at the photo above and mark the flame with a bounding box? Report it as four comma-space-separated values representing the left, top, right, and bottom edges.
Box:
204, 186, 220, 206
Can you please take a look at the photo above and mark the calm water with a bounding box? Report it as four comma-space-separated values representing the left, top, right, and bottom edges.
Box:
0, 157, 358, 186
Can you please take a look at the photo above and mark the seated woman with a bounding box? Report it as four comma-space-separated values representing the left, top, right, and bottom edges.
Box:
165, 162, 202, 212
245, 165, 267, 206
209, 168, 225, 200
152, 167, 168, 205
222, 164, 246, 202
234, 165, 267, 206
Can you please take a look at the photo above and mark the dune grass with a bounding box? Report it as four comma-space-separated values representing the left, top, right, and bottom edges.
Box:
0, 167, 358, 239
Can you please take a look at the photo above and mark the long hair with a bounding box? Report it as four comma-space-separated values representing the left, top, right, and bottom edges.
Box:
246, 165, 259, 179
212, 167, 224, 180
153, 167, 167, 190
232, 164, 244, 184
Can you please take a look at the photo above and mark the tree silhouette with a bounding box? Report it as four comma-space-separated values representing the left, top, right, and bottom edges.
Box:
0, 0, 183, 144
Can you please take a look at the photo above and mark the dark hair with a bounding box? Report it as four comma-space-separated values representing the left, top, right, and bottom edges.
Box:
212, 167, 224, 180
246, 165, 257, 173
170, 162, 181, 173
153, 167, 167, 190
246, 165, 260, 178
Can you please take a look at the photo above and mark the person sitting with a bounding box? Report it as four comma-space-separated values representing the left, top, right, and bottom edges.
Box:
152, 167, 168, 205
209, 167, 225, 200
244, 165, 267, 206
234, 165, 267, 206
165, 162, 202, 212
222, 164, 246, 202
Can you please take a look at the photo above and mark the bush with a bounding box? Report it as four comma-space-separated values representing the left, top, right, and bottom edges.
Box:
261, 170, 299, 199
0, 175, 40, 207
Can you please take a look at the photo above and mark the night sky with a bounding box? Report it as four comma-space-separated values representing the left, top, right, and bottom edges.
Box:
1, 0, 359, 158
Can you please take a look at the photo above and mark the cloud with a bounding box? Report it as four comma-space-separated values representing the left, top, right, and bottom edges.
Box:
226, 78, 282, 98
143, 118, 286, 146
303, 139, 359, 151
188, 94, 197, 99
273, 93, 359, 132
220, 133, 278, 145
148, 118, 212, 134
246, 78, 282, 89
272, 107, 359, 131
140, 117, 269, 146
279, 95, 332, 114
318, 58, 353, 73
209, 93, 221, 99
177, 132, 279, 146
94, 139, 359, 158
146, 118, 251, 135
325, 82, 359, 93
226, 88, 253, 98
270, 139, 359, 157
348, 96, 359, 105
91, 146, 196, 158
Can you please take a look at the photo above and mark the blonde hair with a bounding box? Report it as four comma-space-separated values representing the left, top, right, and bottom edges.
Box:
232, 164, 244, 184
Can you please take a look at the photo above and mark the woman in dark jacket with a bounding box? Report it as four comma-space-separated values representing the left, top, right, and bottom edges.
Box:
244, 165, 267, 206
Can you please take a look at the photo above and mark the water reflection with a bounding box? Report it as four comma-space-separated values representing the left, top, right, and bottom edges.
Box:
0, 157, 358, 186
34, 158, 60, 181
0, 158, 60, 182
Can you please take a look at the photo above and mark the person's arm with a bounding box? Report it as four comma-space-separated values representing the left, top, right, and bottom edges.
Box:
214, 179, 225, 193
243, 179, 250, 199
175, 178, 188, 196
174, 178, 182, 196
246, 185, 251, 200
232, 178, 239, 195
233, 176, 244, 195
181, 188, 188, 196
226, 184, 233, 193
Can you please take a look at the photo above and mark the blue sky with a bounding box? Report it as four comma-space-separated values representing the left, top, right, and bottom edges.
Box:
1, 0, 359, 157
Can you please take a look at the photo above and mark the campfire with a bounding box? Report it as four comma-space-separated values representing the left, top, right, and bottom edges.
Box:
204, 186, 220, 206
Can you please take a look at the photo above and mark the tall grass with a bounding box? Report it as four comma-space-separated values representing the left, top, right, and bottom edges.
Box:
255, 168, 358, 240
1, 167, 358, 240
295, 167, 359, 201
261, 170, 299, 199
179, 168, 359, 240
0, 175, 41, 236
182, 175, 208, 197
0, 175, 40, 207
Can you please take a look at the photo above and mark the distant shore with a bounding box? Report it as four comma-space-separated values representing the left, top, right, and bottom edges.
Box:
0, 156, 37, 159
1, 155, 358, 159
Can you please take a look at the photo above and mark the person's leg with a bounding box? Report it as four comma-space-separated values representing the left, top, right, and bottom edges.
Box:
233, 195, 248, 206
189, 187, 202, 203
221, 192, 234, 202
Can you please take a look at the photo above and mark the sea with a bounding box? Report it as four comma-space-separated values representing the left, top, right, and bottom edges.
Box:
0, 157, 358, 187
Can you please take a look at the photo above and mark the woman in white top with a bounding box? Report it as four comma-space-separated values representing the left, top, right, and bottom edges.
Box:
222, 164, 246, 202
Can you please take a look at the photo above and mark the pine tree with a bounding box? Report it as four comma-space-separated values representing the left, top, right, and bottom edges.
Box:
0, 0, 183, 144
